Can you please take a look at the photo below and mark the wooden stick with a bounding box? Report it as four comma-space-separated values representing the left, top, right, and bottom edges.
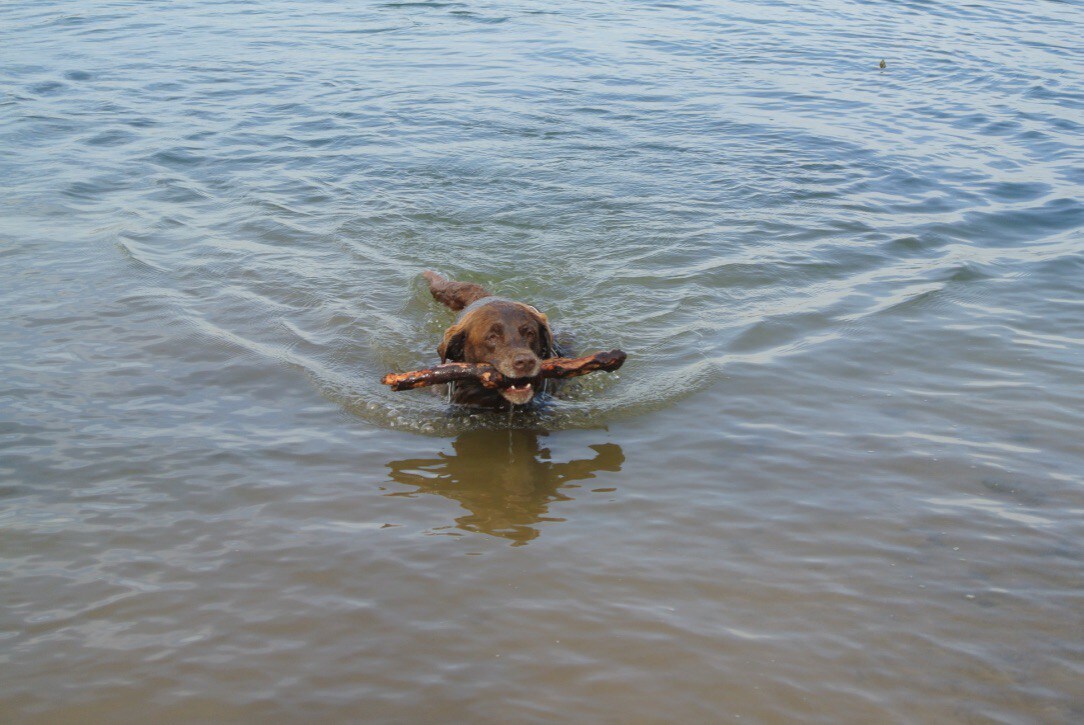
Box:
382, 350, 626, 391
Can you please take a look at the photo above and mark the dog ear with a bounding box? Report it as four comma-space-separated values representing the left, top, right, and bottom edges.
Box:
438, 323, 467, 362
526, 306, 556, 359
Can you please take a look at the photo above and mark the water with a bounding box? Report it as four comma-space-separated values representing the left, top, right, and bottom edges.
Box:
2, 0, 1083, 720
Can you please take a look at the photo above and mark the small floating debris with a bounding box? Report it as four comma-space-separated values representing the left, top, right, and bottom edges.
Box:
879, 59, 887, 69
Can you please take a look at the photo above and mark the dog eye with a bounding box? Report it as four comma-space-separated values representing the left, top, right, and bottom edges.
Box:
520, 326, 535, 338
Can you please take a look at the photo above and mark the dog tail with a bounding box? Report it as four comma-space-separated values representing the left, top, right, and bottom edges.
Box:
422, 271, 492, 311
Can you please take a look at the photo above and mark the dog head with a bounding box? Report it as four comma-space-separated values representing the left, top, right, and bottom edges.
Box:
438, 299, 554, 406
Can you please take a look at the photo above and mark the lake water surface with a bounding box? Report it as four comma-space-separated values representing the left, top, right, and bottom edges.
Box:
2, 0, 1083, 721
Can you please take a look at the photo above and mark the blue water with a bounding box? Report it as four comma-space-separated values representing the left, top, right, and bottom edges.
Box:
2, 1, 1083, 720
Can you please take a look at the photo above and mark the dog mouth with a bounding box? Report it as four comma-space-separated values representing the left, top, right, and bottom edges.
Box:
499, 381, 535, 406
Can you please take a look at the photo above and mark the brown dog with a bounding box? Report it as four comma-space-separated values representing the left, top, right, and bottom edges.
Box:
423, 271, 558, 409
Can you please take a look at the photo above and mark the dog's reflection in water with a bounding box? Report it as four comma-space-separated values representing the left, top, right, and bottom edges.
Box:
386, 429, 624, 545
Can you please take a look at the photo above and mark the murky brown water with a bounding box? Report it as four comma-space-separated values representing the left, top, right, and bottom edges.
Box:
3, 0, 1083, 721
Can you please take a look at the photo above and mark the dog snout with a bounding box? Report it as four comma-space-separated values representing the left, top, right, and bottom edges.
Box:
511, 352, 540, 377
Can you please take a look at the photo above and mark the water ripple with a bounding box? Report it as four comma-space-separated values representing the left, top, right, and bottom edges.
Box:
3, 0, 1084, 720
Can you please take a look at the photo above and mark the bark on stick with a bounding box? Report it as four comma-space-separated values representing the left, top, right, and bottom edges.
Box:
382, 350, 626, 391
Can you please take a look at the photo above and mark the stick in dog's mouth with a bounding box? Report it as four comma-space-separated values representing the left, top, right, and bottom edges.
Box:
381, 350, 626, 394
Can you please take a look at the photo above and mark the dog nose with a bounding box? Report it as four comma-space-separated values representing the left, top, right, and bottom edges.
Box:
512, 353, 537, 375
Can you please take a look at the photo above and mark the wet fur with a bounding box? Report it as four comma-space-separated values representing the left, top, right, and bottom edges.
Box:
423, 271, 556, 409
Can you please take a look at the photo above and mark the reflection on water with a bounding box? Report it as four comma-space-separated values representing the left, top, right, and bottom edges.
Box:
387, 430, 624, 545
